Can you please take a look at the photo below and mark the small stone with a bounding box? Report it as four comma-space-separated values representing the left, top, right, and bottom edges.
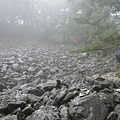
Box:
22, 106, 34, 116
1, 64, 8, 72
12, 63, 20, 71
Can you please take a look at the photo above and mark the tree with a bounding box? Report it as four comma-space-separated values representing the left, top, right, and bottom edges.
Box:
67, 0, 120, 46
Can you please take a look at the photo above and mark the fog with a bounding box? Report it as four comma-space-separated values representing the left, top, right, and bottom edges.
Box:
0, 0, 74, 49
0, 1, 120, 120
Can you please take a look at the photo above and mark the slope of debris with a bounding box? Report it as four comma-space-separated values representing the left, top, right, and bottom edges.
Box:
0, 46, 120, 120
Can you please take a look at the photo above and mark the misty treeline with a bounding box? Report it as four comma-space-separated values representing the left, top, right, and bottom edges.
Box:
0, 0, 72, 43
0, 0, 120, 46
68, 0, 120, 46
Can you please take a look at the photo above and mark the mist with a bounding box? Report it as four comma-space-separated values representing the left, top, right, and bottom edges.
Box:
0, 0, 74, 49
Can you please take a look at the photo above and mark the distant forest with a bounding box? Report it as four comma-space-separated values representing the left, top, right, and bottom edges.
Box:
0, 0, 120, 46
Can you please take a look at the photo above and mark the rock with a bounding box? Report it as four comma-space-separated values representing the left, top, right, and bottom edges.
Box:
59, 105, 69, 120
0, 115, 17, 120
28, 67, 35, 72
37, 80, 57, 92
17, 111, 26, 120
27, 94, 41, 103
94, 80, 110, 90
15, 92, 28, 102
114, 104, 120, 114
91, 85, 101, 92
113, 93, 120, 103
0, 83, 7, 92
22, 106, 35, 116
33, 102, 41, 110
107, 112, 118, 120
113, 79, 120, 88
0, 101, 26, 115
35, 70, 44, 77
28, 57, 34, 63
98, 92, 115, 112
50, 67, 59, 74
55, 90, 67, 105
28, 88, 44, 97
26, 106, 60, 120
69, 94, 108, 120
1, 64, 8, 72
62, 91, 78, 104
12, 63, 20, 72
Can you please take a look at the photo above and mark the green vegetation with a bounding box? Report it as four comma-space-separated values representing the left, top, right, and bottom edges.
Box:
69, 30, 120, 54
100, 30, 120, 45
116, 71, 120, 78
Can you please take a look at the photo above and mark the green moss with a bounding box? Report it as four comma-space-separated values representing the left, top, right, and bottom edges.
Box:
100, 30, 120, 45
68, 49, 81, 53
116, 71, 120, 78
69, 30, 120, 54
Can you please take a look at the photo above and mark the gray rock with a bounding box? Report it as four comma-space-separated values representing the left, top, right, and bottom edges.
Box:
28, 67, 35, 72
69, 94, 108, 120
22, 106, 35, 116
59, 105, 69, 120
55, 90, 67, 105
35, 70, 44, 77
1, 64, 8, 72
0, 83, 7, 92
114, 104, 120, 114
0, 115, 17, 120
107, 112, 118, 120
28, 88, 44, 97
12, 63, 20, 71
28, 57, 34, 63
37, 80, 57, 92
26, 106, 60, 120
28, 94, 41, 103
113, 93, 120, 103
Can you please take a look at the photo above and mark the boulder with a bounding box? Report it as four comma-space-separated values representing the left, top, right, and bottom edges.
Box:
37, 80, 57, 92
69, 93, 108, 120
26, 106, 60, 120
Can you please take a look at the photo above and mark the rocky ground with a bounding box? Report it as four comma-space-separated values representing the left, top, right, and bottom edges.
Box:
0, 40, 120, 120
